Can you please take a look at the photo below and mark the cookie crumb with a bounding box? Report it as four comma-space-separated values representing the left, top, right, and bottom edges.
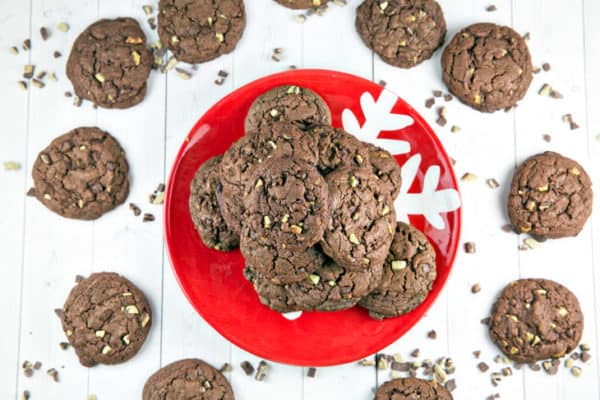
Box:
542, 62, 551, 71
425, 98, 435, 108
307, 367, 317, 378
40, 27, 50, 41
46, 368, 59, 382
542, 134, 552, 142
471, 283, 481, 293
464, 242, 476, 253
33, 361, 42, 370
129, 203, 141, 217
433, 90, 442, 98
486, 5, 497, 12
410, 348, 420, 358
427, 330, 437, 339
444, 94, 453, 102
477, 362, 489, 372
473, 350, 481, 359
21, 390, 31, 400
240, 361, 254, 376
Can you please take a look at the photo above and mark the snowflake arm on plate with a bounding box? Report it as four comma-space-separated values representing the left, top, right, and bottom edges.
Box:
342, 89, 461, 230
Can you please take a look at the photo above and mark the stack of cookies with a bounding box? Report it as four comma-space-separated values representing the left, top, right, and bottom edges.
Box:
189, 84, 438, 319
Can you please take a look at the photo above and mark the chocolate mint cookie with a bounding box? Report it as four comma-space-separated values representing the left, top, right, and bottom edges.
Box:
441, 23, 533, 112
59, 272, 152, 367
508, 152, 593, 239
243, 157, 328, 251
311, 125, 371, 175
320, 167, 396, 270
360, 222, 436, 319
489, 279, 583, 363
66, 18, 152, 109
189, 155, 239, 251
219, 122, 318, 234
356, 0, 447, 68
376, 377, 453, 400
31, 127, 129, 220
367, 144, 402, 200
158, 0, 246, 64
143, 358, 234, 400
273, 0, 327, 9
245, 85, 331, 133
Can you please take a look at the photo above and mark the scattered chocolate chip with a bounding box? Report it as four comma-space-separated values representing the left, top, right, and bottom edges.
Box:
73, 96, 82, 107
218, 70, 229, 78
75, 274, 85, 283
542, 134, 552, 142
528, 362, 541, 371
129, 203, 141, 217
24, 368, 33, 377
240, 361, 254, 376
580, 343, 591, 351
22, 39, 31, 51
410, 348, 420, 358
53, 50, 62, 58
471, 283, 481, 294
486, 5, 497, 11
501, 367, 512, 376
481, 317, 490, 325
532, 66, 541, 74
473, 350, 481, 359
581, 352, 592, 362
40, 27, 49, 41
477, 362, 489, 372
64, 91, 72, 98
436, 116, 447, 127
147, 17, 157, 30
433, 90, 442, 98
378, 80, 387, 87
542, 62, 551, 71
464, 242, 476, 254
486, 178, 499, 189
425, 98, 435, 108
427, 330, 437, 339
58, 342, 69, 350
142, 213, 155, 222
46, 368, 59, 382
501, 224, 513, 233
255, 360, 269, 381
550, 89, 563, 99
445, 379, 456, 392
219, 362, 232, 373
36, 70, 46, 80
54, 308, 63, 318
307, 367, 317, 378
443, 94, 453, 102
522, 32, 530, 40
33, 361, 41, 370
22, 390, 31, 400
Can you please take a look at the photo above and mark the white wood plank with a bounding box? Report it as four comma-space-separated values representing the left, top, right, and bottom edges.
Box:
0, 2, 31, 398
16, 0, 99, 398
512, 0, 599, 398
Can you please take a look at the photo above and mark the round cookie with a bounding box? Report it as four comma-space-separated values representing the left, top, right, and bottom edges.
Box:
441, 23, 533, 112
376, 377, 453, 400
219, 121, 319, 234
356, 0, 447, 69
243, 157, 329, 251
142, 358, 234, 400
59, 272, 152, 367
31, 127, 129, 220
244, 85, 331, 133
158, 0, 246, 64
320, 167, 396, 270
359, 222, 436, 319
273, 0, 328, 9
489, 278, 583, 363
310, 125, 371, 175
508, 152, 593, 239
189, 155, 239, 251
66, 18, 152, 109
367, 144, 402, 200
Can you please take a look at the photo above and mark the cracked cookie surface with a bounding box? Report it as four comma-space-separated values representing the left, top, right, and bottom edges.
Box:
376, 377, 453, 400
508, 151, 593, 239
310, 125, 371, 175
489, 278, 583, 363
66, 18, 152, 109
59, 272, 152, 367
143, 358, 234, 400
273, 0, 328, 9
32, 127, 129, 220
366, 143, 402, 200
158, 0, 246, 64
441, 22, 532, 112
356, 0, 446, 69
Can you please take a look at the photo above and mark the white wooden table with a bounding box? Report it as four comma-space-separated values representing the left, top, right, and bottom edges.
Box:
1, 0, 599, 398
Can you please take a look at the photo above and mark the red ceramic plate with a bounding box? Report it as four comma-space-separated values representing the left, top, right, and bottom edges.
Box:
165, 69, 461, 367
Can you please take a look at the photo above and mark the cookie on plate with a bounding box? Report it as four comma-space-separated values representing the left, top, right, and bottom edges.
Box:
508, 151, 593, 239
31, 127, 129, 220
356, 0, 447, 68
189, 155, 239, 251
244, 85, 331, 133
360, 222, 436, 319
311, 125, 371, 175
320, 167, 396, 270
58, 272, 152, 367
273, 0, 328, 9
219, 121, 318, 235
243, 157, 329, 251
366, 144, 402, 200
441, 23, 533, 112
66, 18, 152, 109
376, 377, 453, 400
142, 358, 234, 400
158, 0, 246, 64
489, 278, 583, 363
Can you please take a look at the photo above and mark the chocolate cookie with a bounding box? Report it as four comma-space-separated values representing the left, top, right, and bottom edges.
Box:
66, 18, 152, 109
489, 278, 583, 363
244, 85, 331, 133
158, 0, 246, 64
376, 377, 453, 400
273, 0, 328, 9
356, 0, 447, 68
311, 125, 371, 175
58, 272, 152, 367
142, 358, 234, 400
219, 122, 318, 234
367, 144, 402, 200
320, 167, 396, 270
360, 222, 436, 319
189, 155, 239, 251
31, 127, 129, 220
441, 23, 533, 112
508, 152, 593, 239
243, 157, 328, 251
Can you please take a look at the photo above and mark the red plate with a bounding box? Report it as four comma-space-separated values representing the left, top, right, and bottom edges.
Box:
164, 69, 461, 366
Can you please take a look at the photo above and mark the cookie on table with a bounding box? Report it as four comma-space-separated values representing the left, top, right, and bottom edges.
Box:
273, 0, 328, 9
356, 0, 447, 69
219, 121, 318, 235
243, 157, 329, 251
142, 358, 234, 400
376, 377, 453, 400
489, 278, 583, 363
320, 167, 396, 271
508, 151, 593, 239
441, 23, 533, 112
189, 155, 239, 251
366, 143, 402, 200
58, 272, 152, 367
66, 18, 152, 109
244, 85, 331, 133
31, 127, 129, 220
311, 125, 371, 175
360, 222, 436, 319
158, 0, 246, 64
